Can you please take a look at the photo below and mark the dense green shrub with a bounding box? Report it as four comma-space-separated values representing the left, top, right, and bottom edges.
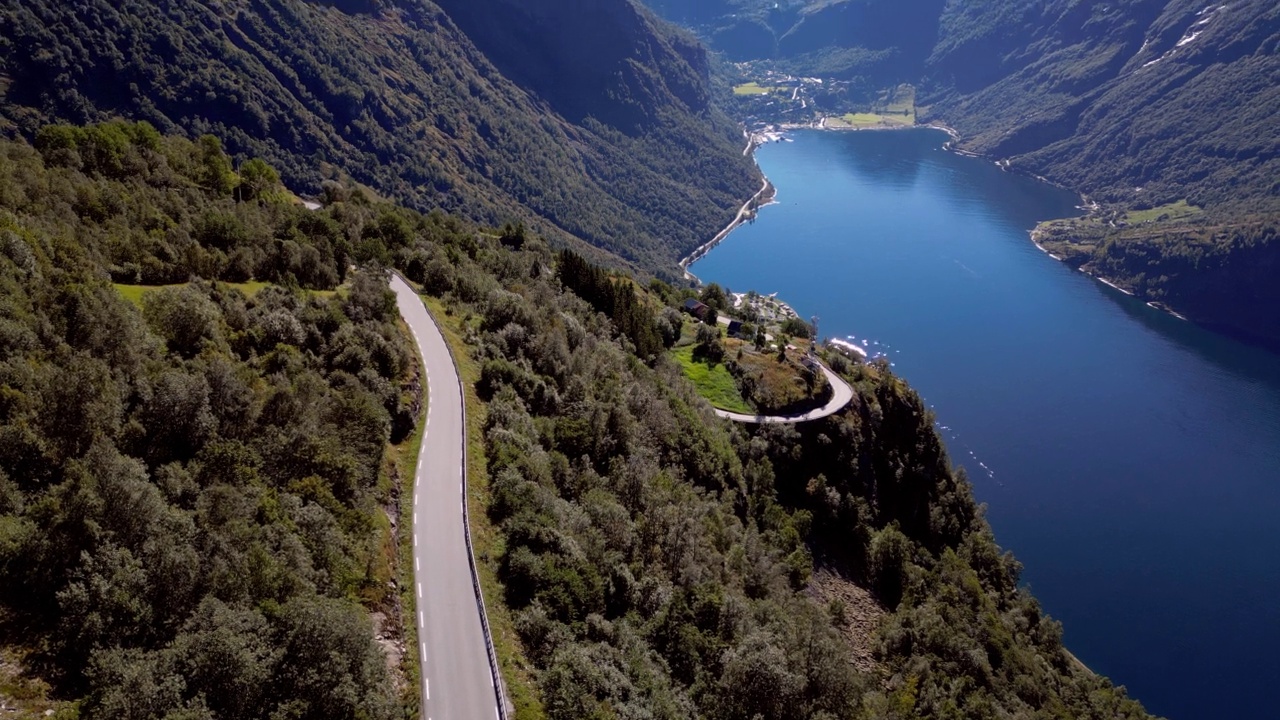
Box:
0, 126, 417, 718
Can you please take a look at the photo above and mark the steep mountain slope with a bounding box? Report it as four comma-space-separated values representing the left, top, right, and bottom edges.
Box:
925, 0, 1280, 215
435, 0, 710, 132
646, 0, 943, 82
643, 0, 788, 59
0, 0, 759, 277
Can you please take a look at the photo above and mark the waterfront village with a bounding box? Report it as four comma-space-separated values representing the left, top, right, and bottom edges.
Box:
730, 66, 919, 138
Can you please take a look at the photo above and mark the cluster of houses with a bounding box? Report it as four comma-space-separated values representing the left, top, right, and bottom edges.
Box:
735, 292, 797, 325
684, 295, 826, 376
734, 68, 839, 129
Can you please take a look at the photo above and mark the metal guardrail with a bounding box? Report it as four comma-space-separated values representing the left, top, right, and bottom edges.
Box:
393, 271, 510, 720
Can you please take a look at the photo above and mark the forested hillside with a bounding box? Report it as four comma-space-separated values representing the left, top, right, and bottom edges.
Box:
0, 0, 759, 277
0, 121, 1158, 719
925, 0, 1279, 216
645, 0, 946, 83
1036, 212, 1280, 347
0, 125, 417, 717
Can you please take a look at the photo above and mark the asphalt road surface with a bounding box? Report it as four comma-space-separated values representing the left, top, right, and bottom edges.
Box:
712, 361, 855, 424
391, 274, 501, 720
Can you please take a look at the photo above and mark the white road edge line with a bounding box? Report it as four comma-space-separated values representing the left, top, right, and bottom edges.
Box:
394, 274, 506, 720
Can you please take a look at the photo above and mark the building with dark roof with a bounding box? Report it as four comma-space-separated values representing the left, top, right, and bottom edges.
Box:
682, 298, 714, 322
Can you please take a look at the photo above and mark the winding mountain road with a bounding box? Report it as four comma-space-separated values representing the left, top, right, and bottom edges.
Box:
391, 274, 505, 720
712, 362, 854, 424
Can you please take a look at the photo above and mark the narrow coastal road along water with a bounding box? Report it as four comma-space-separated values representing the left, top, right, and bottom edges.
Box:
713, 362, 854, 423
391, 274, 505, 720
681, 176, 772, 276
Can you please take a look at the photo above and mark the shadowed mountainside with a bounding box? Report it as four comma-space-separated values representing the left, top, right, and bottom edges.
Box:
0, 0, 759, 278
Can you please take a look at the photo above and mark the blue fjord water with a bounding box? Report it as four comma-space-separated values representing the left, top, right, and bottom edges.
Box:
691, 129, 1280, 720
